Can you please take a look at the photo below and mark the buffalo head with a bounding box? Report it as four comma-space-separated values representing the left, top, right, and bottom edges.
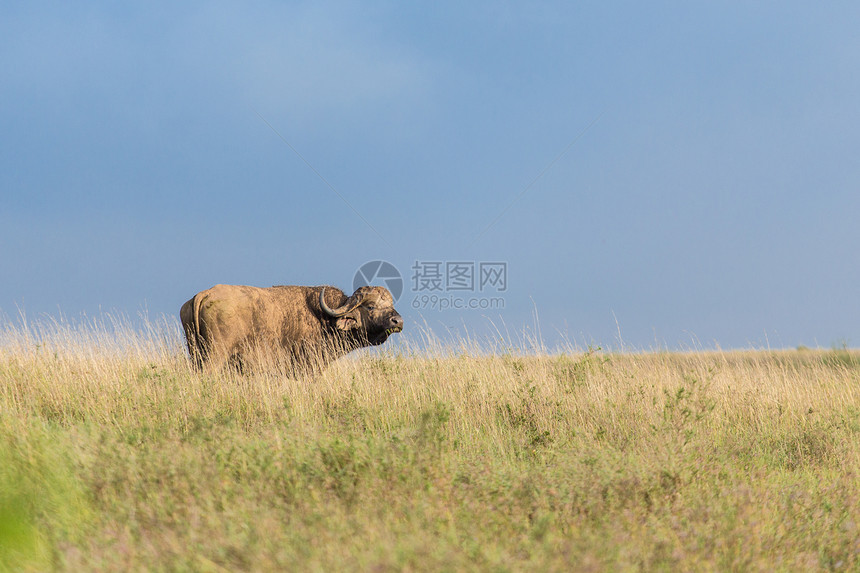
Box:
320, 285, 403, 346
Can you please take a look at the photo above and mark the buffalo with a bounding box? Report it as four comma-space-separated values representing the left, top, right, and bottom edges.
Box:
180, 284, 403, 372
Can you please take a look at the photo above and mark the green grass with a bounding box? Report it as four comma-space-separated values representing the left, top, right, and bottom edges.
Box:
2, 317, 860, 571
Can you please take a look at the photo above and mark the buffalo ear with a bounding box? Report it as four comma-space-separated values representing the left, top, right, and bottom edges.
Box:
334, 314, 360, 331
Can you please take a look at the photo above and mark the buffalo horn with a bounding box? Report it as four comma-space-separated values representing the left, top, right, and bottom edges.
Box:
319, 287, 365, 318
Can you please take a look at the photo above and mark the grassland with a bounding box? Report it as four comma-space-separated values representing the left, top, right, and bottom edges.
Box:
1, 316, 860, 571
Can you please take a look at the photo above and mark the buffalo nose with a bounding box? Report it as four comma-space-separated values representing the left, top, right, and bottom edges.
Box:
389, 314, 403, 329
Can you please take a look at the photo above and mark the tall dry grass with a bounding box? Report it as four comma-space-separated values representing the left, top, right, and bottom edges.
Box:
1, 314, 860, 571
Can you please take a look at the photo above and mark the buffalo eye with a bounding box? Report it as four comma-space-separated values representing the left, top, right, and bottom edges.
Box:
366, 305, 375, 311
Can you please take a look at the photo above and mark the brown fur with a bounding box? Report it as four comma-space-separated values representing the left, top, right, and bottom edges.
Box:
180, 284, 403, 373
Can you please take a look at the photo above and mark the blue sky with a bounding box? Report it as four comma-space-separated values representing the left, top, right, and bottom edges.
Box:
2, 1, 858, 350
